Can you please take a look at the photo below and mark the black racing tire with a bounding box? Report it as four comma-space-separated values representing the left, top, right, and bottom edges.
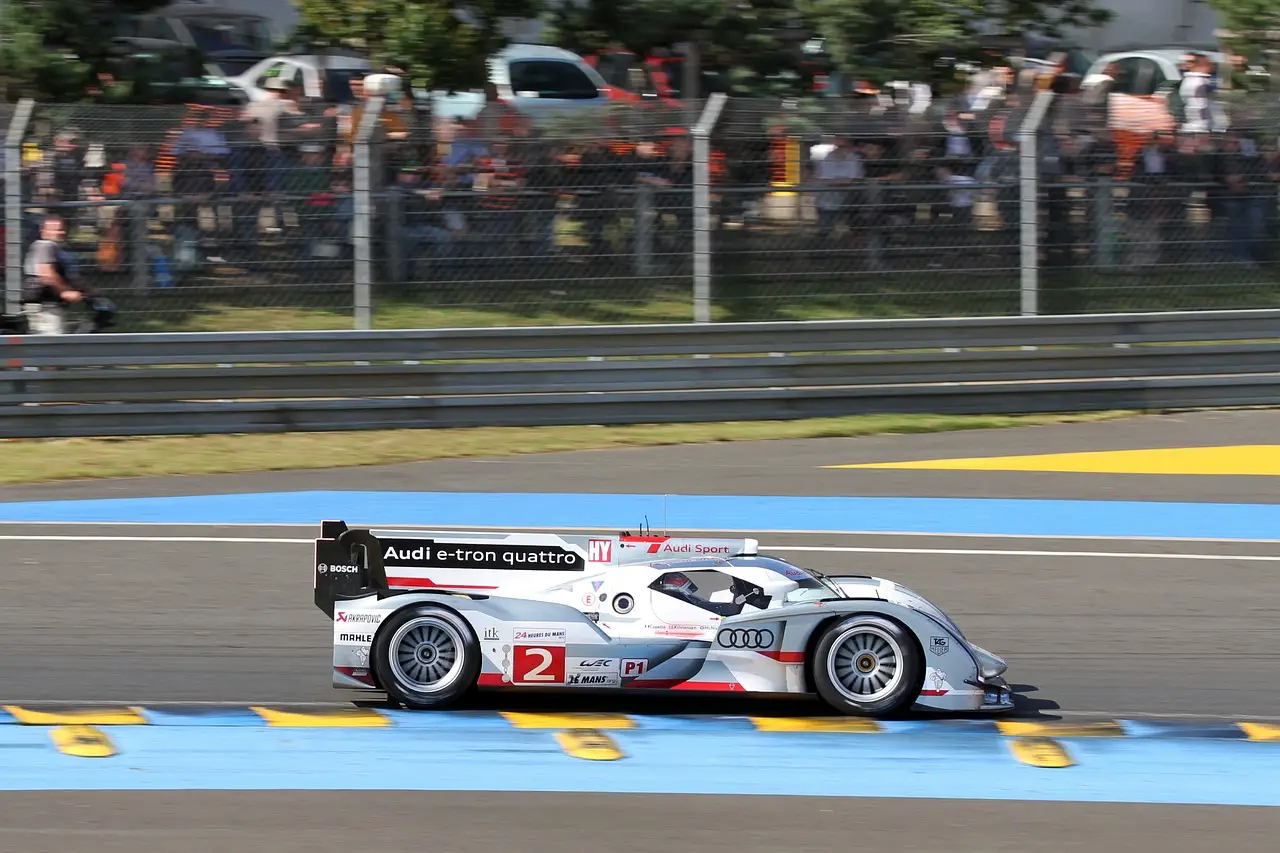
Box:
372, 604, 481, 710
811, 614, 922, 717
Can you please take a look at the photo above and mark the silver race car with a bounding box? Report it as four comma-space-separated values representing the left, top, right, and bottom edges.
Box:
314, 520, 1014, 717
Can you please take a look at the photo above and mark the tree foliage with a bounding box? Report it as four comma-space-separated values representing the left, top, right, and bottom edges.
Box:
797, 0, 1111, 85
1206, 0, 1280, 36
542, 0, 819, 96
546, 0, 1113, 94
0, 0, 171, 101
1205, 0, 1280, 64
294, 0, 544, 92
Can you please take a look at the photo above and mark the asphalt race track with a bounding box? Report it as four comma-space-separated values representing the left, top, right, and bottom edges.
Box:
3, 524, 1279, 716
1, 793, 1277, 853
2, 408, 1278, 850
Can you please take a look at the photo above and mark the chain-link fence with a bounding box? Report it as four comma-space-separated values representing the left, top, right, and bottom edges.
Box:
9, 99, 354, 331
707, 96, 1029, 320
371, 98, 699, 329
3, 87, 1280, 332
1034, 91, 1280, 314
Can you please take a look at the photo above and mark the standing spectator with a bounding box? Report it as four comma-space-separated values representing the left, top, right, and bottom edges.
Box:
21, 216, 82, 336
934, 163, 976, 227
122, 145, 157, 198
473, 139, 525, 252
1130, 131, 1179, 268
1083, 63, 1118, 132
637, 133, 694, 258
241, 77, 299, 195
1219, 133, 1266, 264
1178, 53, 1216, 137
810, 135, 863, 238
476, 82, 525, 142
34, 131, 84, 206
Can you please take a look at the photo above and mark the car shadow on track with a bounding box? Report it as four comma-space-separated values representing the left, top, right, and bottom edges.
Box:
351, 682, 1066, 721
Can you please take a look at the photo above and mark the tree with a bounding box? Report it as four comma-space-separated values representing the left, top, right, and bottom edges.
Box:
0, 0, 171, 101
1204, 0, 1280, 83
543, 0, 1113, 98
796, 0, 1112, 87
294, 0, 546, 93
542, 0, 820, 97
1206, 0, 1280, 42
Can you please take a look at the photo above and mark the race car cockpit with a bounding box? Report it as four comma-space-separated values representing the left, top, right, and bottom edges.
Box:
649, 563, 773, 617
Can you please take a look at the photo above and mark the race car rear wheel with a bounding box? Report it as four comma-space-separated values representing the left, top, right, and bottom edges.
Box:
812, 615, 921, 716
373, 605, 480, 710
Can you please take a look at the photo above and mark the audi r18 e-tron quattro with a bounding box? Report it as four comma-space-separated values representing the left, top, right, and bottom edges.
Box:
313, 521, 1014, 716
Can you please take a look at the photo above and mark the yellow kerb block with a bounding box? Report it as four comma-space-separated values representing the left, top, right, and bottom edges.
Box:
501, 712, 635, 730
1239, 722, 1280, 742
1007, 736, 1075, 768
997, 720, 1125, 738
749, 717, 882, 733
554, 728, 625, 761
49, 725, 118, 758
249, 706, 391, 727
4, 706, 147, 726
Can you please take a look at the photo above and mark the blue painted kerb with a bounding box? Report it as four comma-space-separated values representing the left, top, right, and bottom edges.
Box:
1, 491, 1279, 539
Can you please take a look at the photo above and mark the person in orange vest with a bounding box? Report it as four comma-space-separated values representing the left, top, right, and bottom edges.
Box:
97, 161, 128, 272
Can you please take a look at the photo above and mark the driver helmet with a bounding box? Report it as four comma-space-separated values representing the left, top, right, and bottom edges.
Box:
659, 572, 697, 596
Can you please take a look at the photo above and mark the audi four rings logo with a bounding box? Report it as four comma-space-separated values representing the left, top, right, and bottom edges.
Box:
717, 628, 775, 649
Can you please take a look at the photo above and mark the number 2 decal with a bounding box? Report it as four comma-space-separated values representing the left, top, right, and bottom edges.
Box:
512, 645, 566, 684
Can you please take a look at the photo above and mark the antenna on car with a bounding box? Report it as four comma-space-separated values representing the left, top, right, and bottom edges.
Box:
642, 515, 650, 536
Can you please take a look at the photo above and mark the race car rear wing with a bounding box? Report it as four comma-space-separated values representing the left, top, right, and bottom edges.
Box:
313, 520, 758, 618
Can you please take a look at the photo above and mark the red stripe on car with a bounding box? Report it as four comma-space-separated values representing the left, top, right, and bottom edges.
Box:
386, 577, 500, 590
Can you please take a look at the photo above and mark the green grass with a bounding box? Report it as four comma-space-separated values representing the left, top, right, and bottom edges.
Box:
103, 264, 1280, 333
0, 411, 1143, 485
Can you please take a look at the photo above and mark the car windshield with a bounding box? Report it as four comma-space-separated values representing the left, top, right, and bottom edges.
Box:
324, 69, 367, 103
508, 59, 600, 99
185, 18, 273, 54
729, 556, 846, 599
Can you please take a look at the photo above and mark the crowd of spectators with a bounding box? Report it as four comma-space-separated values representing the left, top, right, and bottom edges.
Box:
4, 56, 1280, 295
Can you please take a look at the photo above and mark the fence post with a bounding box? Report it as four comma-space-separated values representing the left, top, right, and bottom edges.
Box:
1018, 90, 1055, 317
634, 184, 654, 277
4, 99, 35, 317
352, 95, 385, 331
386, 187, 404, 284
691, 92, 727, 324
1094, 175, 1116, 269
131, 201, 151, 294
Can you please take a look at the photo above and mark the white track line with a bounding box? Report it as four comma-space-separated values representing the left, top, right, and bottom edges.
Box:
2, 520, 1279, 544
0, 535, 312, 544
769, 546, 1280, 562
2, 534, 1278, 561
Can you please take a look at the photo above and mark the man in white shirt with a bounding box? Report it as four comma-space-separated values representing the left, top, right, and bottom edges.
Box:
1178, 53, 1215, 137
22, 216, 82, 336
810, 136, 863, 237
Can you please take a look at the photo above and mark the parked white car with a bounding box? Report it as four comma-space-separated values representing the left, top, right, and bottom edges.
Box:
1082, 49, 1228, 97
227, 52, 374, 102
228, 44, 615, 119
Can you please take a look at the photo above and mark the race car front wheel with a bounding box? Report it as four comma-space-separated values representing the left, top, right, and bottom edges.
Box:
373, 604, 481, 710
812, 614, 922, 716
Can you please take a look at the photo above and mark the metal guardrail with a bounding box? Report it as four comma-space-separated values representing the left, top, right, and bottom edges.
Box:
5, 309, 1280, 439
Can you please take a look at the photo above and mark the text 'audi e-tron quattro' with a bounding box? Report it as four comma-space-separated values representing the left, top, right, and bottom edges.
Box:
314, 520, 1015, 717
